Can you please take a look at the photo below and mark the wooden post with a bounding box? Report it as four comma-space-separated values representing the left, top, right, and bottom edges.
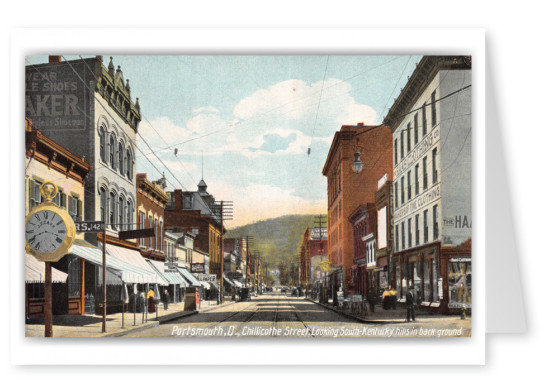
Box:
44, 262, 53, 337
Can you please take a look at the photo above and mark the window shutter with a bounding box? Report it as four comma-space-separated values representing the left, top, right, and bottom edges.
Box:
77, 199, 83, 221
61, 193, 67, 209
68, 196, 73, 216
28, 179, 34, 210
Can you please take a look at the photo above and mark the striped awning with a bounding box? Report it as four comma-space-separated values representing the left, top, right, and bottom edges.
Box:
178, 267, 201, 287
199, 281, 210, 289
70, 243, 158, 284
146, 259, 188, 286
25, 253, 68, 283
144, 260, 170, 286
223, 276, 236, 287
232, 279, 243, 288
105, 244, 165, 285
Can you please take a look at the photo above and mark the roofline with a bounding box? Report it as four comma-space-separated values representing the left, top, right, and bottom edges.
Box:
383, 55, 472, 131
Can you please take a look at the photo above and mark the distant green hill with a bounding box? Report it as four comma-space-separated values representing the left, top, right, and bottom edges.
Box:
226, 214, 326, 270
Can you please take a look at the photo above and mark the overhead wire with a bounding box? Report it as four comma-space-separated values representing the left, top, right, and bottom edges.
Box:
60, 56, 190, 192
140, 56, 406, 156
25, 58, 183, 194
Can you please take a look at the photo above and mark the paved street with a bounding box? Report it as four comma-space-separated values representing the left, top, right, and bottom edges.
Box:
123, 294, 471, 338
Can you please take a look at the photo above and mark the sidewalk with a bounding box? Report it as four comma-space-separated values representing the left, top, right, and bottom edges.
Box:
25, 300, 228, 338
309, 298, 470, 325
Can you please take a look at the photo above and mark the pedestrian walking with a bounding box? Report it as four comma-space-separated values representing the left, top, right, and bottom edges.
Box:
162, 289, 169, 310
406, 285, 416, 322
147, 286, 156, 313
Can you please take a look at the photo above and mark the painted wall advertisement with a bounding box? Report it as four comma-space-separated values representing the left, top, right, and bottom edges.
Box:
25, 62, 87, 131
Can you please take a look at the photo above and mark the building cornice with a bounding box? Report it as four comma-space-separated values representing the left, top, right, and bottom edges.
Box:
383, 56, 472, 132
25, 119, 92, 184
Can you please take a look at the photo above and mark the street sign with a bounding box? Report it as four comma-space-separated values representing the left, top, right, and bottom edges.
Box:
226, 272, 243, 279
196, 274, 217, 282
75, 221, 105, 233
118, 228, 155, 240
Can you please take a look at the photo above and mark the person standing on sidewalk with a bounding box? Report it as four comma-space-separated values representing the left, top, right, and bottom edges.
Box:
147, 287, 156, 313
406, 285, 416, 322
162, 289, 169, 310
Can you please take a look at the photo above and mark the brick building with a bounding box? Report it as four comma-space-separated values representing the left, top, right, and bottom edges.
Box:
322, 123, 393, 297
348, 203, 377, 298
299, 227, 328, 292
136, 173, 168, 261
165, 181, 224, 284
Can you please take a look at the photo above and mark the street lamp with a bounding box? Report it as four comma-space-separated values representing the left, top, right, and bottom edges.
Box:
352, 138, 363, 174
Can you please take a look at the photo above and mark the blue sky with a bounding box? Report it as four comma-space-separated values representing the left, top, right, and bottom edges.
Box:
27, 55, 421, 227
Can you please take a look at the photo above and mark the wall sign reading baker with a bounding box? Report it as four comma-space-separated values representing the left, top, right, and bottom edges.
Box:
25, 181, 76, 262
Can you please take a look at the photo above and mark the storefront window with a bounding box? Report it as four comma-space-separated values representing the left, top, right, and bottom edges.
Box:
448, 261, 472, 308
423, 258, 431, 301
67, 256, 82, 298
396, 263, 401, 298
408, 261, 422, 302
432, 258, 438, 302
27, 283, 44, 299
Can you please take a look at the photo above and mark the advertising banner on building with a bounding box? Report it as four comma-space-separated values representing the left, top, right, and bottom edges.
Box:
25, 62, 87, 132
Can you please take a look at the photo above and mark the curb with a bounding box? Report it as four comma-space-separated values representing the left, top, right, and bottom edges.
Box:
158, 310, 199, 324
104, 310, 198, 337
104, 321, 160, 337
198, 301, 237, 313
307, 298, 407, 325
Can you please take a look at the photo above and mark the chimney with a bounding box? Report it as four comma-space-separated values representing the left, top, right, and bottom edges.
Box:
49, 56, 61, 63
357, 122, 364, 126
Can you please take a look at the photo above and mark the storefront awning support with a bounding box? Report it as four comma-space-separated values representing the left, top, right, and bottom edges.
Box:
102, 224, 107, 333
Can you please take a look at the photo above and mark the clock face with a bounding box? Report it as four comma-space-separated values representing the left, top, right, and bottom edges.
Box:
25, 210, 67, 253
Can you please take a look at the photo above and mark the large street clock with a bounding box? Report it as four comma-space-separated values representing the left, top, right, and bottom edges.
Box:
25, 181, 76, 262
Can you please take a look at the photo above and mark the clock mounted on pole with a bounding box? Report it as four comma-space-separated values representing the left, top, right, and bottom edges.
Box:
25, 181, 76, 337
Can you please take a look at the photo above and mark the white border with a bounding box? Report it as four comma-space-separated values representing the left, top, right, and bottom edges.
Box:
10, 27, 485, 365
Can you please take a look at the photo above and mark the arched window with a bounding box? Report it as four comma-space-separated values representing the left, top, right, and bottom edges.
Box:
99, 127, 106, 163
154, 218, 159, 250
118, 142, 124, 175
109, 192, 116, 229
126, 149, 132, 180
100, 187, 107, 222
126, 200, 132, 228
109, 135, 115, 169
123, 151, 128, 179
118, 196, 124, 230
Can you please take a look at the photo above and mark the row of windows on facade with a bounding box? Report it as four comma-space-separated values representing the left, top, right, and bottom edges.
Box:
328, 167, 342, 204
394, 90, 438, 166
98, 127, 133, 181
138, 210, 163, 252
395, 204, 439, 252
394, 147, 438, 209
99, 187, 134, 232
29, 179, 82, 221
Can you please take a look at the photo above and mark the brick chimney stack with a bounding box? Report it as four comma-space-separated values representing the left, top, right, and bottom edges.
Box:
49, 56, 61, 63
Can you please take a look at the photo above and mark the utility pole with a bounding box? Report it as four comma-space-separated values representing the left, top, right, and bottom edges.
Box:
215, 200, 233, 304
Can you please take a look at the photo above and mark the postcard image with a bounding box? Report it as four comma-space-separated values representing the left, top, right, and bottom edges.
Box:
24, 54, 472, 339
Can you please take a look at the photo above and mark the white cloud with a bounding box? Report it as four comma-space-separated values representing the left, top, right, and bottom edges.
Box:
192, 106, 219, 115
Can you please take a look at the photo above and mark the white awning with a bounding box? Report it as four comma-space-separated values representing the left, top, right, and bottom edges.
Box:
178, 267, 202, 287
105, 244, 166, 285
146, 259, 187, 285
232, 279, 243, 288
25, 253, 68, 283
